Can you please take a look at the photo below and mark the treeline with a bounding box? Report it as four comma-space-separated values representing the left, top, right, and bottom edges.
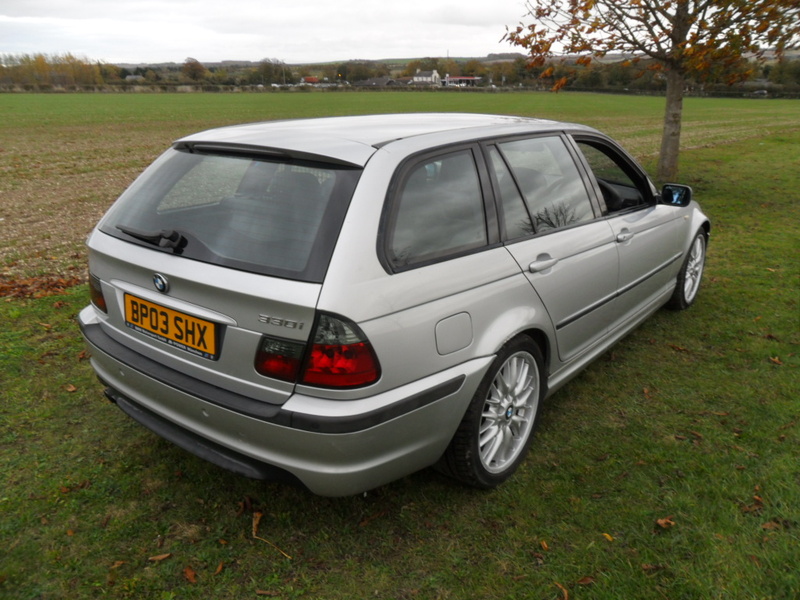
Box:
2, 52, 799, 93
0, 54, 295, 88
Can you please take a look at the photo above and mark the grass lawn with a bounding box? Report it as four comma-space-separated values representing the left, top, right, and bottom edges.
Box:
1, 91, 798, 599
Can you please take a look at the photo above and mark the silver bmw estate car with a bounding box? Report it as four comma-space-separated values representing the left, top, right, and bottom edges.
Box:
79, 113, 709, 496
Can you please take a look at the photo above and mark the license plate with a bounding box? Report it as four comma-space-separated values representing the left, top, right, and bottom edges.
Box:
124, 294, 218, 360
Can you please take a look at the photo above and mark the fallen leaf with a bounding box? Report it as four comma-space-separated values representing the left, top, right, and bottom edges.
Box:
252, 512, 292, 559
183, 566, 197, 583
236, 495, 253, 516
656, 516, 675, 529
540, 540, 549, 551
641, 563, 666, 573
65, 384, 77, 393
66, 529, 75, 536
148, 553, 172, 562
110, 561, 126, 569
668, 344, 689, 353
769, 356, 783, 366
761, 521, 782, 531
741, 495, 764, 514
577, 576, 595, 585
252, 511, 263, 537
0, 275, 84, 299
218, 538, 229, 545
214, 561, 225, 575
554, 581, 569, 600
602, 533, 614, 542
359, 509, 388, 527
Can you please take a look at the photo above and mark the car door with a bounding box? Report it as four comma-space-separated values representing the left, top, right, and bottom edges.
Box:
486, 135, 619, 363
570, 136, 683, 332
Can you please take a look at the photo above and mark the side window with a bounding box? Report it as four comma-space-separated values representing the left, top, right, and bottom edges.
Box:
497, 136, 594, 234
388, 149, 488, 268
488, 146, 533, 239
576, 141, 647, 212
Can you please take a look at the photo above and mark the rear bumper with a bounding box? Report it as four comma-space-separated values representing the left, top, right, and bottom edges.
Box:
79, 307, 491, 496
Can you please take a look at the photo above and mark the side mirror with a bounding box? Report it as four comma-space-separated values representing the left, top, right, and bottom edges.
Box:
661, 183, 693, 207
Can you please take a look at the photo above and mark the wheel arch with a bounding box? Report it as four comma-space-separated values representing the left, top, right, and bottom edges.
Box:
513, 327, 552, 390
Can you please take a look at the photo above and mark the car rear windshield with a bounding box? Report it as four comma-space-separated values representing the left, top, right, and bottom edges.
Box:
99, 147, 361, 282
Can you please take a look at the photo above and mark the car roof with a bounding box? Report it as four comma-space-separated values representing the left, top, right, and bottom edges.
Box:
175, 113, 598, 167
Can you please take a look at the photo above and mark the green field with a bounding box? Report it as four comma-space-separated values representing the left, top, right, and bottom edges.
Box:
1, 91, 798, 599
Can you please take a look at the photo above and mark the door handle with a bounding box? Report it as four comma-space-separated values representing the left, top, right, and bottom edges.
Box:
528, 257, 559, 273
616, 230, 634, 243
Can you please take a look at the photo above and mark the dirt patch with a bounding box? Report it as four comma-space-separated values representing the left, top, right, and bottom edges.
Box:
0, 273, 85, 298
0, 122, 169, 289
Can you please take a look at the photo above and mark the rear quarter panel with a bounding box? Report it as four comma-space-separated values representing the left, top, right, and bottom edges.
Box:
314, 147, 556, 399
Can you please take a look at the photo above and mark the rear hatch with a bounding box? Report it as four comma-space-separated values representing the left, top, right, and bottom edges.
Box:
88, 145, 363, 405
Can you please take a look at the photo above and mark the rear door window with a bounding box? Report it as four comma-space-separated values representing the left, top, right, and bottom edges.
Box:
99, 148, 360, 282
386, 148, 488, 269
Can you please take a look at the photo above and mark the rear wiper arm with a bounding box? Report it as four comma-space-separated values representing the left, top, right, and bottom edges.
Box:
116, 225, 188, 251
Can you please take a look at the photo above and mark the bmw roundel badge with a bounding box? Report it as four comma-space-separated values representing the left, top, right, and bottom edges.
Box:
153, 273, 169, 293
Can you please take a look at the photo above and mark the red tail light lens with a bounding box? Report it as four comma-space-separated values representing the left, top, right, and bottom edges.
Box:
89, 273, 108, 313
301, 314, 381, 388
303, 341, 379, 387
255, 338, 305, 382
254, 314, 380, 388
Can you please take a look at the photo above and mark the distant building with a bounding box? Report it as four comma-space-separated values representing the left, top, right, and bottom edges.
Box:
411, 69, 441, 86
444, 75, 483, 87
353, 76, 398, 87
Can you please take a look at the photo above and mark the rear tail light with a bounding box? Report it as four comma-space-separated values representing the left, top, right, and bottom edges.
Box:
89, 273, 108, 313
254, 313, 381, 388
254, 338, 305, 382
302, 314, 381, 387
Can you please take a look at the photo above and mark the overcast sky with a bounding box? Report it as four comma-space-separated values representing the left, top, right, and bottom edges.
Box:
0, 0, 532, 64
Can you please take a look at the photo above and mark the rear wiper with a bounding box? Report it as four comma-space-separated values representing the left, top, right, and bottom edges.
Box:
116, 225, 188, 252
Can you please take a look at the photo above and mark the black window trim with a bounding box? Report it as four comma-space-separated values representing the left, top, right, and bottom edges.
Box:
566, 132, 658, 216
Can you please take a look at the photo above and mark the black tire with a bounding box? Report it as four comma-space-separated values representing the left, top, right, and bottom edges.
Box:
439, 336, 545, 489
667, 229, 707, 310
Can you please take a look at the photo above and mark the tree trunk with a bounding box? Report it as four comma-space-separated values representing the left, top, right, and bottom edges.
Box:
657, 68, 685, 183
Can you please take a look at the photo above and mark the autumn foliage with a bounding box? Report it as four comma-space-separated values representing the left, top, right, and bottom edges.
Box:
0, 275, 84, 299
505, 0, 800, 180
